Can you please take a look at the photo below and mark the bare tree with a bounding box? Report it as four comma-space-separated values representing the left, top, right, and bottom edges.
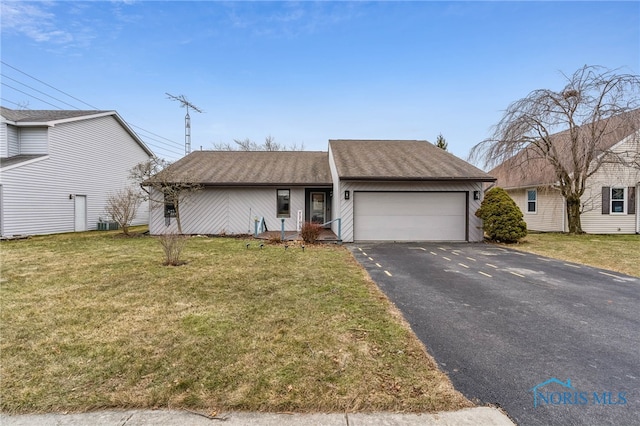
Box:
130, 156, 202, 234
104, 186, 142, 236
470, 65, 640, 234
212, 135, 304, 151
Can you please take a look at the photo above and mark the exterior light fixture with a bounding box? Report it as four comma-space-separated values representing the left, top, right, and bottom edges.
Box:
473, 191, 481, 200
344, 190, 350, 200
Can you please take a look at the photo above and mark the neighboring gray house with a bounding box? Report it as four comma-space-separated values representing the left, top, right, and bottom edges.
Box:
148, 140, 495, 242
0, 107, 153, 237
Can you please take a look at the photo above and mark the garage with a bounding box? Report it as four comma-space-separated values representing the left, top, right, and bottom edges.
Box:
353, 192, 467, 241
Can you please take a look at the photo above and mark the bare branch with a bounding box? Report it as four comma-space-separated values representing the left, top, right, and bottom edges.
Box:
469, 65, 640, 234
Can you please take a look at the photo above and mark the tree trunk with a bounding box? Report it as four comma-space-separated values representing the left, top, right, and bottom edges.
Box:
175, 203, 183, 235
566, 195, 583, 234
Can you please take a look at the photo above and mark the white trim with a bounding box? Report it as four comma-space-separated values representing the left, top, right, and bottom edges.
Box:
526, 188, 537, 214
610, 187, 627, 215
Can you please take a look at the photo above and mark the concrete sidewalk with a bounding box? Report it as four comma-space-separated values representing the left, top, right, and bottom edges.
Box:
1, 407, 514, 425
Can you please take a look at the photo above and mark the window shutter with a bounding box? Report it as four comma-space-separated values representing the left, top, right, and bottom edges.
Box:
602, 187, 610, 215
629, 187, 636, 215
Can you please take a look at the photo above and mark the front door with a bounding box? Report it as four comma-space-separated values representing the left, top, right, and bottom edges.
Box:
310, 192, 326, 225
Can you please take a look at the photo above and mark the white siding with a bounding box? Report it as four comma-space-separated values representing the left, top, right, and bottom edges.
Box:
18, 127, 48, 154
0, 115, 151, 236
336, 181, 485, 243
328, 145, 341, 237
580, 133, 640, 234
509, 187, 565, 232
8, 126, 19, 156
506, 132, 640, 234
0, 122, 7, 157
149, 187, 307, 235
1, 124, 20, 157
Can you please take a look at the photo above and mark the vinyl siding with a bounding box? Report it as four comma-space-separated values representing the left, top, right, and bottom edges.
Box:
0, 115, 150, 236
336, 181, 485, 243
508, 187, 565, 232
505, 131, 640, 234
18, 127, 48, 154
0, 122, 7, 157
328, 145, 341, 237
581, 133, 640, 233
149, 187, 307, 235
0, 124, 20, 157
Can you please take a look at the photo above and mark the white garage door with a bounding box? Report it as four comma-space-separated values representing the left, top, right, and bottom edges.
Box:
354, 192, 467, 241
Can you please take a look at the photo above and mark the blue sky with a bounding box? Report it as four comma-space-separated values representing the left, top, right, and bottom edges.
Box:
1, 1, 638, 165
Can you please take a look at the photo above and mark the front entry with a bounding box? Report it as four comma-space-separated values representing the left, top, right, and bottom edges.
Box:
305, 188, 331, 227
310, 192, 326, 224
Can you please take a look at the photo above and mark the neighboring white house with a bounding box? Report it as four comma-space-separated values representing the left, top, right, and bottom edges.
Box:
489, 112, 640, 234
147, 140, 496, 242
0, 107, 153, 237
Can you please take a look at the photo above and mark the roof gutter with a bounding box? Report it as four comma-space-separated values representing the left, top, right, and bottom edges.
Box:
340, 176, 497, 182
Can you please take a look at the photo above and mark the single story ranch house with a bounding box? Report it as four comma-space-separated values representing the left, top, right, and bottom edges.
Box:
148, 140, 496, 242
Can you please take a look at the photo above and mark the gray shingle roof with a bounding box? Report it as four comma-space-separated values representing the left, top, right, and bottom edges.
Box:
0, 107, 110, 123
151, 151, 332, 186
329, 140, 495, 181
489, 109, 640, 189
0, 154, 48, 168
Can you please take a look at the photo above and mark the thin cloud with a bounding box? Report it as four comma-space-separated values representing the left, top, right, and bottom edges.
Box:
222, 2, 364, 38
1, 1, 74, 44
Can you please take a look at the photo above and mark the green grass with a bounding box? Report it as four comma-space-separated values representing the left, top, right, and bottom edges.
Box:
0, 228, 470, 414
508, 233, 640, 277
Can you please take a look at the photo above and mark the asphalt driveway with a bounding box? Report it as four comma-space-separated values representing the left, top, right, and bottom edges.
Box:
349, 242, 640, 426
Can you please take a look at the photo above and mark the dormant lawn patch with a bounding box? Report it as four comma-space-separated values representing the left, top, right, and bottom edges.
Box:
1, 229, 470, 414
511, 233, 639, 277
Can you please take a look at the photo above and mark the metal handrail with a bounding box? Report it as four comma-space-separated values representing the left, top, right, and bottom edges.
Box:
320, 218, 341, 242
253, 217, 267, 237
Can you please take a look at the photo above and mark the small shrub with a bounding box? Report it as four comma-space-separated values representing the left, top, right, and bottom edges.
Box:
104, 186, 142, 236
300, 222, 322, 244
268, 234, 282, 244
158, 233, 188, 266
475, 187, 527, 243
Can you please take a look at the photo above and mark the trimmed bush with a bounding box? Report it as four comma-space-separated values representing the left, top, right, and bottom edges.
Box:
475, 187, 527, 243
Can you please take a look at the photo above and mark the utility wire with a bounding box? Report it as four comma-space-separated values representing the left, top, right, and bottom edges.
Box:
1, 82, 63, 109
1, 60, 99, 109
1, 61, 186, 158
1, 73, 80, 110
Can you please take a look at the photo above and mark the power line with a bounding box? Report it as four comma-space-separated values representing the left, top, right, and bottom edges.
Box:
1, 82, 63, 109
1, 73, 80, 110
1, 62, 186, 159
1, 60, 99, 109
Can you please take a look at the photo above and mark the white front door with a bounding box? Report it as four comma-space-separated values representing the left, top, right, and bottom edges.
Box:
74, 195, 87, 232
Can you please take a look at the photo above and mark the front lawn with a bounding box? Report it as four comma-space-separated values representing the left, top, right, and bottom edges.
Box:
0, 229, 470, 414
511, 233, 640, 277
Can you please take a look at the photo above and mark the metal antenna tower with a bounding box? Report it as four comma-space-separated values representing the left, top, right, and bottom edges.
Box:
166, 93, 203, 155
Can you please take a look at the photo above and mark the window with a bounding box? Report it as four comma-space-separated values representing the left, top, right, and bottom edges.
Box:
164, 193, 176, 218
611, 187, 625, 214
527, 189, 537, 213
277, 189, 290, 218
